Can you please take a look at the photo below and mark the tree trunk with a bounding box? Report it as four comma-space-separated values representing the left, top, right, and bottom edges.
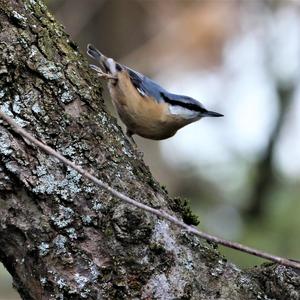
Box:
0, 1, 299, 299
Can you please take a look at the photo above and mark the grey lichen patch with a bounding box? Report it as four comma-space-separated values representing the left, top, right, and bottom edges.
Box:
121, 146, 133, 158
184, 258, 194, 272
168, 268, 190, 298
52, 261, 100, 298
17, 30, 31, 48
0, 65, 8, 75
12, 94, 22, 114
89, 262, 100, 282
53, 234, 67, 254
238, 273, 253, 288
55, 276, 67, 289
73, 273, 90, 299
59, 167, 82, 198
151, 220, 179, 255
4, 161, 20, 174
34, 164, 47, 176
92, 199, 103, 212
0, 103, 28, 127
210, 259, 226, 277
74, 273, 89, 289
99, 114, 108, 126
38, 241, 50, 256
60, 145, 76, 158
51, 205, 74, 229
0, 129, 13, 156
91, 114, 124, 149
0, 89, 6, 98
11, 11, 27, 28
9, 87, 44, 116
149, 219, 204, 294
143, 245, 194, 299
31, 101, 42, 114
37, 61, 63, 81
0, 165, 13, 190
66, 227, 77, 240
81, 215, 92, 225
0, 43, 17, 65
27, 45, 63, 81
29, 0, 37, 6
33, 164, 82, 200
22, 88, 38, 102
15, 116, 30, 127
5, 90, 34, 124
0, 102, 14, 118
59, 83, 74, 104
33, 171, 57, 194
142, 274, 173, 300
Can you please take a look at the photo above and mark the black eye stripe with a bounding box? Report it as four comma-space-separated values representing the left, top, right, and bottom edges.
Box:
160, 93, 206, 113
116, 63, 122, 71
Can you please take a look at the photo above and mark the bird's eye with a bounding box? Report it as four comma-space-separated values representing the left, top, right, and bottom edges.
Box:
116, 64, 122, 71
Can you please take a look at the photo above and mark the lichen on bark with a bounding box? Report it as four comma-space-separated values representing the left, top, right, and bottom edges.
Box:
0, 0, 299, 299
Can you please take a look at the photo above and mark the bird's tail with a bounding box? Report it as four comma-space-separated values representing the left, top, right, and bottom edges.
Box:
87, 44, 117, 75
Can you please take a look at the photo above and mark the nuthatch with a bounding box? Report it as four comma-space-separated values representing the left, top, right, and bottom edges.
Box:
87, 44, 223, 142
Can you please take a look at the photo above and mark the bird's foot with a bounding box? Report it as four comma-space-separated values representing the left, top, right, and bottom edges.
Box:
89, 64, 117, 80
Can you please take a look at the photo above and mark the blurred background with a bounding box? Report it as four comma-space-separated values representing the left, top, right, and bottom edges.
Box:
2, 0, 300, 298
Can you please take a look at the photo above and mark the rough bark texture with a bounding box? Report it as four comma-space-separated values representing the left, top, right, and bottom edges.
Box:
0, 1, 299, 299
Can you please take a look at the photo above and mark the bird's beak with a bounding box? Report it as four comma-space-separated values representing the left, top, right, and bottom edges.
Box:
204, 110, 224, 117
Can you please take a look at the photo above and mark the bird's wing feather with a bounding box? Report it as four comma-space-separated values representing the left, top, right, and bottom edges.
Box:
160, 92, 207, 112
125, 67, 207, 112
125, 67, 167, 101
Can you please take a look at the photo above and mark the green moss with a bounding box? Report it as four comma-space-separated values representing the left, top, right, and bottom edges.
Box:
38, 29, 55, 60
171, 197, 200, 226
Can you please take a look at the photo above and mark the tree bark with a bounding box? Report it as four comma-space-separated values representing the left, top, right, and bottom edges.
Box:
0, 1, 299, 299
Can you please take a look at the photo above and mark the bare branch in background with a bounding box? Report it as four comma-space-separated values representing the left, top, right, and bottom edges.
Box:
246, 83, 293, 217
245, 1, 296, 218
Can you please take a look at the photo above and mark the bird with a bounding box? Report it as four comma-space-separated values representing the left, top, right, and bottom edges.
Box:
87, 44, 223, 143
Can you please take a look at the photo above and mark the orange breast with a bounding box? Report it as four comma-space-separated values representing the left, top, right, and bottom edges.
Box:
107, 71, 186, 140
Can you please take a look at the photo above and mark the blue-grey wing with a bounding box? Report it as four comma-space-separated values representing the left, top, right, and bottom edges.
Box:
125, 67, 168, 102
125, 66, 212, 114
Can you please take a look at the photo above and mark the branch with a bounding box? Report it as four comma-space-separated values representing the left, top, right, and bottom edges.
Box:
0, 109, 299, 270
